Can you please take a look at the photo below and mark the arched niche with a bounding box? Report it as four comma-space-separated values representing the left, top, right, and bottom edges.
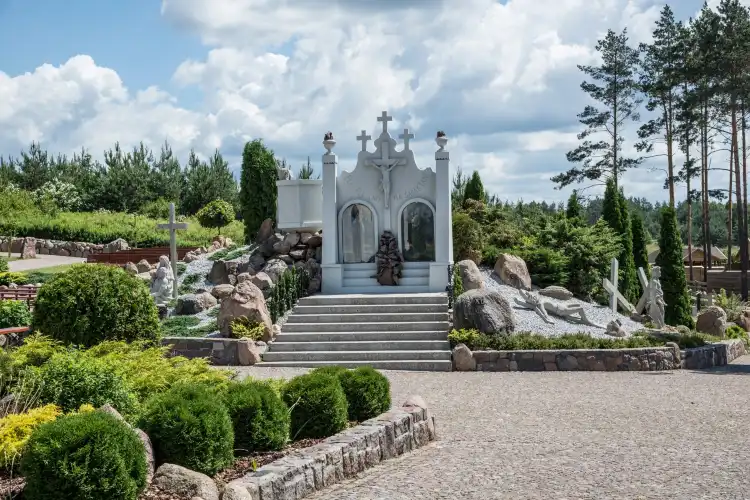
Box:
398, 198, 436, 262
338, 200, 378, 264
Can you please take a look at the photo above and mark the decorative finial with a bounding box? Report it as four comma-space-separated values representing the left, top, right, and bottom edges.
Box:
323, 132, 336, 154
436, 130, 448, 151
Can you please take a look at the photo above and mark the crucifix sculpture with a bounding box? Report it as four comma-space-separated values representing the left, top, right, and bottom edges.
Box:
156, 203, 188, 298
367, 143, 404, 209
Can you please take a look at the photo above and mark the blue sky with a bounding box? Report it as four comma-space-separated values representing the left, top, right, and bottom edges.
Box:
0, 0, 735, 202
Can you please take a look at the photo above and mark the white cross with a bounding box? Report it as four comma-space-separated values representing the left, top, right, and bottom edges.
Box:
356, 130, 371, 152
156, 202, 188, 299
399, 128, 415, 150
635, 267, 649, 314
601, 257, 635, 314
377, 111, 392, 134
609, 257, 618, 312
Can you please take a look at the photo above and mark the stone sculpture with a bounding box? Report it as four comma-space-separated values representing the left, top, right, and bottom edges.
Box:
514, 289, 604, 328
150, 256, 174, 305
645, 266, 666, 328
372, 230, 403, 286
277, 165, 293, 180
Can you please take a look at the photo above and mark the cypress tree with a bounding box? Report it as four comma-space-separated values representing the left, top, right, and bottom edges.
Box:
601, 179, 638, 304
464, 171, 485, 202
565, 190, 584, 224
631, 212, 650, 280
239, 140, 277, 243
656, 207, 694, 327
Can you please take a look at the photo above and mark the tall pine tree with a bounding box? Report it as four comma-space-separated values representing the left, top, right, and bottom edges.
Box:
656, 207, 694, 327
631, 212, 650, 280
239, 139, 277, 243
554, 29, 642, 189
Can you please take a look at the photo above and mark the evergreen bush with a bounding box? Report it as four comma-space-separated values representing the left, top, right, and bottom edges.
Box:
0, 299, 31, 328
601, 179, 638, 303
631, 211, 650, 280
452, 212, 483, 263
516, 246, 570, 288
0, 257, 7, 273
34, 352, 136, 415
338, 367, 391, 422
137, 383, 234, 475
21, 411, 148, 500
222, 380, 290, 453
464, 171, 485, 202
282, 373, 348, 440
656, 207, 694, 328
32, 264, 160, 347
196, 199, 235, 235
239, 139, 278, 242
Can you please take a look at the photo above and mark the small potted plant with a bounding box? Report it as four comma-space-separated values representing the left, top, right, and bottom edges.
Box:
436, 130, 448, 150
323, 132, 336, 153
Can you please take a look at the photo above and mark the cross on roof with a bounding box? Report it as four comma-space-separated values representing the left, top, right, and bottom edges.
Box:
399, 128, 414, 150
377, 111, 392, 134
356, 130, 371, 152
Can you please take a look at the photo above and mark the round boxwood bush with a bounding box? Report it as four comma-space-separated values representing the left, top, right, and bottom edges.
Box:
32, 264, 161, 347
338, 367, 391, 422
223, 380, 290, 453
138, 383, 234, 475
282, 373, 348, 440
21, 411, 147, 500
34, 352, 136, 415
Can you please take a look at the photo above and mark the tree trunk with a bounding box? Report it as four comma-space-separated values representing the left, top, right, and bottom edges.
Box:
686, 136, 694, 282
743, 102, 748, 298
732, 105, 748, 299
728, 144, 734, 271
666, 111, 675, 208
702, 100, 711, 275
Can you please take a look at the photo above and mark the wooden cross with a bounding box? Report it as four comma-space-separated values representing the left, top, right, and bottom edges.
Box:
356, 130, 371, 152
601, 257, 635, 314
399, 128, 415, 150
635, 267, 649, 314
156, 203, 188, 298
377, 110, 392, 134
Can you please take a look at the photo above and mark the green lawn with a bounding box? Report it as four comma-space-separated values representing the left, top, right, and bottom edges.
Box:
24, 264, 78, 284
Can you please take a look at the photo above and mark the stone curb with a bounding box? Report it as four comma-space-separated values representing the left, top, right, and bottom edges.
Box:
222, 396, 436, 500
454, 339, 746, 372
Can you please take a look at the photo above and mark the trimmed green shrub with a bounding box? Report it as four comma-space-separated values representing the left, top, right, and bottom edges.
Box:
32, 264, 161, 347
282, 373, 348, 439
0, 299, 31, 328
34, 352, 136, 415
138, 383, 234, 475
222, 380, 290, 453
196, 199, 235, 235
656, 207, 694, 328
338, 367, 391, 422
452, 212, 483, 264
240, 139, 278, 242
310, 366, 348, 378
517, 246, 570, 288
230, 317, 265, 340
725, 324, 749, 342
21, 411, 147, 500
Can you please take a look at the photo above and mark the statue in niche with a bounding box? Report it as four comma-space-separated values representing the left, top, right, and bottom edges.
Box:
349, 204, 364, 263
514, 289, 604, 328
372, 231, 404, 286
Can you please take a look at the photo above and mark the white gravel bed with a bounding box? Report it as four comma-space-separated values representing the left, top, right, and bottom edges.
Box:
479, 267, 643, 338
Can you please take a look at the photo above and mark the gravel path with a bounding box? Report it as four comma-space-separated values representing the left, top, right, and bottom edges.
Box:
238, 359, 750, 500
7, 254, 86, 271
480, 267, 643, 338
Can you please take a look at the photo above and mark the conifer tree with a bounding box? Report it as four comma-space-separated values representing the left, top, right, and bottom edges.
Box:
656, 207, 694, 327
602, 179, 638, 303
565, 190, 584, 224
239, 140, 277, 243
631, 212, 650, 281
464, 171, 485, 203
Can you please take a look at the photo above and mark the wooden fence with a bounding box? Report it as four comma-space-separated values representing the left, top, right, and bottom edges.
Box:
0, 286, 39, 308
87, 246, 199, 265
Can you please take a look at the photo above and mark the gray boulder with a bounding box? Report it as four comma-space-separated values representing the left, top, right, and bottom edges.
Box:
696, 306, 727, 337
263, 259, 289, 284
175, 292, 218, 315
494, 253, 531, 290
539, 286, 574, 301
123, 262, 138, 275
453, 344, 476, 371
211, 284, 234, 301
453, 288, 516, 334
152, 463, 219, 500
458, 259, 484, 291
136, 259, 152, 274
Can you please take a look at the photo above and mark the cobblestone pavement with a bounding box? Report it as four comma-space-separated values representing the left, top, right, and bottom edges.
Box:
237, 357, 750, 500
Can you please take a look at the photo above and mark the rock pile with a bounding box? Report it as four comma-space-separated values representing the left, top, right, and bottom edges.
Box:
0, 236, 128, 257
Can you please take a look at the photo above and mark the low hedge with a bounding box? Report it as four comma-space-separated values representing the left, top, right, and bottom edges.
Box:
448, 329, 714, 351
311, 366, 391, 422
282, 372, 348, 440
223, 380, 290, 453
21, 411, 148, 500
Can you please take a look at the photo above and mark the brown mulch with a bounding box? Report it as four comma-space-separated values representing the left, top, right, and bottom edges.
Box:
1, 438, 326, 500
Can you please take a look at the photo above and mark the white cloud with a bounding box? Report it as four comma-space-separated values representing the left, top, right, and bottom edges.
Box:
0, 0, 728, 203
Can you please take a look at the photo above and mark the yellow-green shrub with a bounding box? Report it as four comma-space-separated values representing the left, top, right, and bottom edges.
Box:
0, 404, 61, 469
229, 317, 265, 340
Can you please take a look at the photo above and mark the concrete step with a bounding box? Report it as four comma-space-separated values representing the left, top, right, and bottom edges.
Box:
299, 293, 447, 305
270, 340, 451, 352
343, 262, 430, 270
293, 303, 447, 314
282, 321, 450, 333
262, 350, 452, 362
285, 312, 449, 324
336, 285, 432, 294
343, 268, 430, 279
257, 360, 453, 371
342, 277, 429, 287
276, 330, 449, 342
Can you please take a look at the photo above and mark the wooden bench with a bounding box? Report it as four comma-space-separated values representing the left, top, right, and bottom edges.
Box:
0, 286, 39, 308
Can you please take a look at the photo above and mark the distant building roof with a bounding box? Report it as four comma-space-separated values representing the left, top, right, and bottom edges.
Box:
648, 246, 727, 264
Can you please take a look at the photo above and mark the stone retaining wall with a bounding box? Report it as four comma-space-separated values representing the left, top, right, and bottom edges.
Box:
0, 236, 126, 257
223, 396, 436, 500
458, 339, 746, 372
162, 337, 266, 366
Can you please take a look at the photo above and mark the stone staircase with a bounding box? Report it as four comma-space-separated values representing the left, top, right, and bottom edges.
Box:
340, 262, 430, 294
262, 292, 452, 371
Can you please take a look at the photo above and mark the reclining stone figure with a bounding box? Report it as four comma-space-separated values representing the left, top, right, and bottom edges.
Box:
513, 289, 604, 328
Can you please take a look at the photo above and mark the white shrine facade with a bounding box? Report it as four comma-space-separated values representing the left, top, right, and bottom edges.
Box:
277, 111, 453, 294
